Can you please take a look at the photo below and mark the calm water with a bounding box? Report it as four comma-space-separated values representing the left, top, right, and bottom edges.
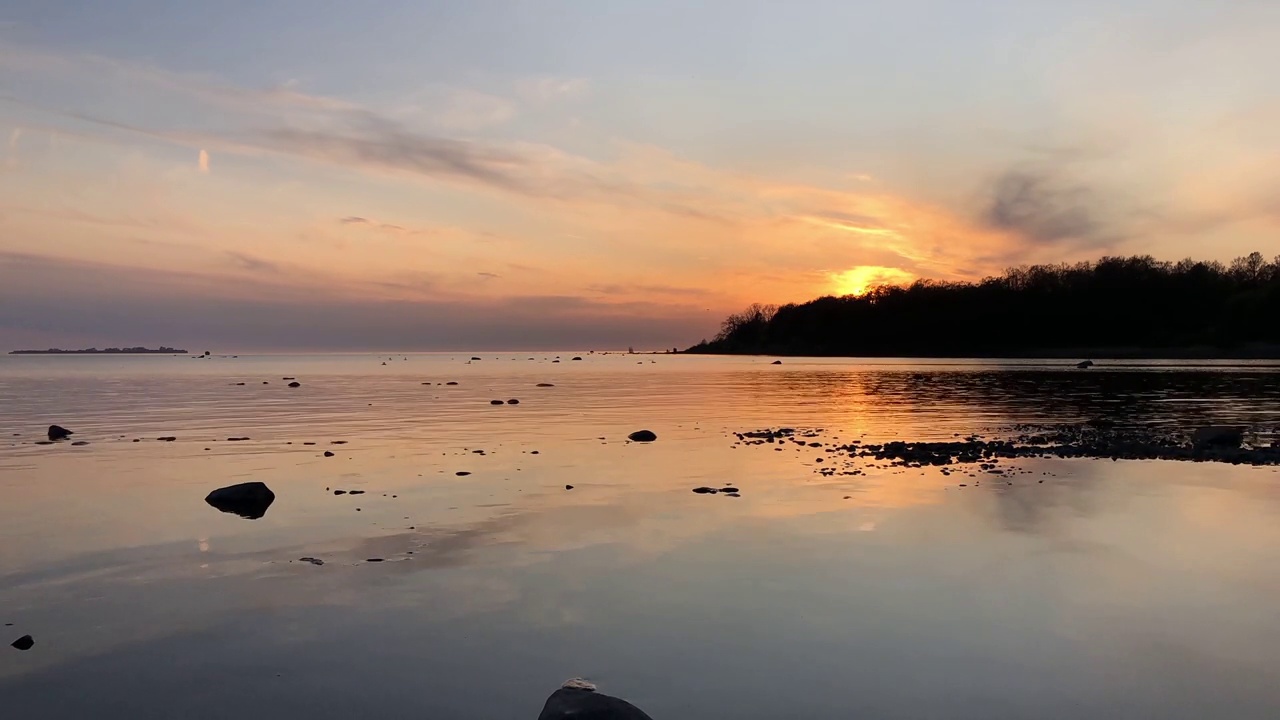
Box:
2, 353, 1280, 719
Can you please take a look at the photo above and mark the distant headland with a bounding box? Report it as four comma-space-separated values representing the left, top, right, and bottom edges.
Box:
688, 252, 1280, 358
9, 346, 188, 355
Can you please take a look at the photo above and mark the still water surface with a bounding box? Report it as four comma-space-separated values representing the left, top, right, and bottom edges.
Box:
2, 354, 1279, 718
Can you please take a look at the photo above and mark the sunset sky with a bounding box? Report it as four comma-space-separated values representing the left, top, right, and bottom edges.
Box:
2, 1, 1277, 351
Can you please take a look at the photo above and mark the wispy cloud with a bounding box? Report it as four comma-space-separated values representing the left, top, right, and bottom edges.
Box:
517, 76, 590, 103
197, 148, 209, 174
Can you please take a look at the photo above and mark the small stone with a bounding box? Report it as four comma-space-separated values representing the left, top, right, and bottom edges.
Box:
446, 381, 459, 385
366, 558, 384, 562
299, 557, 324, 566
628, 430, 658, 442
334, 490, 347, 495
157, 436, 177, 442
349, 490, 365, 495
324, 451, 335, 457
692, 487, 718, 494
720, 487, 740, 493
456, 471, 471, 476
536, 383, 555, 387
71, 440, 90, 446
490, 400, 504, 405
11, 635, 34, 651
771, 360, 782, 365
565, 484, 574, 490
287, 381, 301, 388
571, 356, 583, 361
507, 399, 520, 405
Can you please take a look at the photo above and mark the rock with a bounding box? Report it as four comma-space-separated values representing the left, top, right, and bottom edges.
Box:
47, 425, 73, 441
720, 487, 740, 493
34, 441, 53, 445
471, 357, 482, 361
157, 436, 177, 442
334, 490, 347, 495
725, 492, 741, 497
331, 440, 348, 445
299, 557, 324, 566
537, 683, 653, 720
1076, 360, 1094, 369
366, 558, 384, 563
490, 400, 505, 405
287, 381, 301, 388
1193, 426, 1245, 449
71, 441, 89, 446
349, 490, 365, 495
283, 377, 296, 380
227, 437, 250, 441
456, 471, 472, 476
771, 360, 783, 365
692, 486, 718, 494
11, 635, 34, 651
446, 381, 459, 385
565, 484, 574, 490
204, 481, 275, 519
324, 451, 335, 457
571, 356, 583, 361
536, 383, 555, 387
627, 430, 657, 442
507, 399, 520, 405
234, 382, 245, 386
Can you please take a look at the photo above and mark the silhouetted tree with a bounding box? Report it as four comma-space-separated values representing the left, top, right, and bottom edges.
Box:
688, 253, 1280, 357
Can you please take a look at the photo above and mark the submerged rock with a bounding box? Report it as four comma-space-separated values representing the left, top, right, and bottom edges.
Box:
1193, 426, 1245, 449
47, 425, 73, 441
538, 682, 652, 720
628, 430, 658, 442
205, 481, 275, 519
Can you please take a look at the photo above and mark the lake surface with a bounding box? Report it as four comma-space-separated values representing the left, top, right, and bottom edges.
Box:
2, 353, 1279, 719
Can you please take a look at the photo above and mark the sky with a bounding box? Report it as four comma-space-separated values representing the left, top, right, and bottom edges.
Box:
1, 1, 1277, 351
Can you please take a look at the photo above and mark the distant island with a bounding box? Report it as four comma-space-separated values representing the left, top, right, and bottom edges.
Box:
688, 252, 1280, 358
9, 346, 188, 355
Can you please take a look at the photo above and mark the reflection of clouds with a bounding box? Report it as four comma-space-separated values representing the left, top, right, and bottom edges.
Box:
197, 537, 209, 552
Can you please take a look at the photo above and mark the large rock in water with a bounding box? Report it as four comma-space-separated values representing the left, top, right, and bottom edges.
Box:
537, 682, 653, 720
1192, 426, 1245, 449
205, 482, 276, 519
47, 424, 73, 441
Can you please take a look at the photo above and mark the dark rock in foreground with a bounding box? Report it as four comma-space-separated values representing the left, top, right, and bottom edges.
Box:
1192, 426, 1244, 449
628, 430, 657, 442
1076, 360, 1094, 369
11, 635, 34, 651
537, 681, 653, 720
205, 481, 276, 519
47, 425, 73, 441
771, 360, 782, 365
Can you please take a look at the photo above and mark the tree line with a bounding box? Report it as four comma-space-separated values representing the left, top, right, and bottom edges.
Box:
687, 253, 1280, 357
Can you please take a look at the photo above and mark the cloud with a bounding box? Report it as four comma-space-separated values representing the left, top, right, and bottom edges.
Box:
517, 77, 590, 103
334, 216, 430, 236
982, 168, 1109, 246
197, 148, 209, 174
224, 251, 279, 274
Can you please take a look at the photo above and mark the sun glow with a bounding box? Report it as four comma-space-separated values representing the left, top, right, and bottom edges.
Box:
829, 266, 915, 297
